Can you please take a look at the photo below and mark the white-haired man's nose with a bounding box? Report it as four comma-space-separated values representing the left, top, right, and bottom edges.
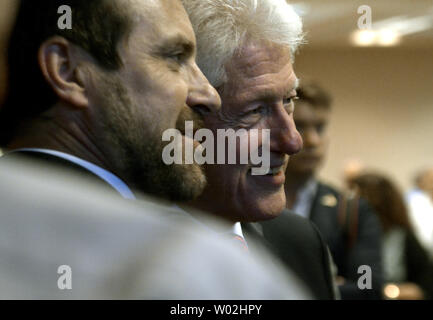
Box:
269, 108, 303, 155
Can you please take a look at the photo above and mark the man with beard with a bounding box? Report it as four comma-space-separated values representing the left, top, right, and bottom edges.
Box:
0, 0, 220, 201
181, 0, 337, 299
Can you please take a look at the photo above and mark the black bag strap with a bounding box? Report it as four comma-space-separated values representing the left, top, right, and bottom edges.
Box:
337, 191, 359, 250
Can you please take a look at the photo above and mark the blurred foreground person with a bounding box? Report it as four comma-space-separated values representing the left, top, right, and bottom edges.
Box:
0, 159, 310, 299
350, 173, 433, 300
406, 168, 433, 257
182, 0, 336, 299
0, 0, 220, 201
283, 82, 383, 299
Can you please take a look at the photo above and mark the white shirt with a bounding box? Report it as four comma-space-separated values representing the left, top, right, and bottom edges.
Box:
406, 189, 433, 256
291, 179, 319, 219
172, 205, 245, 238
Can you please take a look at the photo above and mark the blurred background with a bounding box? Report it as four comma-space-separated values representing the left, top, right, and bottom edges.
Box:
292, 0, 433, 191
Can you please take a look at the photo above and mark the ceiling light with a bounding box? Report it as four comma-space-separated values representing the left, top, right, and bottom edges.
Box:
351, 30, 376, 46
377, 29, 401, 46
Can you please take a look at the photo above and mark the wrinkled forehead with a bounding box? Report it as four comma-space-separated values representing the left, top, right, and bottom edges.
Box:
222, 41, 294, 93
231, 39, 292, 77
222, 39, 296, 102
126, 0, 195, 44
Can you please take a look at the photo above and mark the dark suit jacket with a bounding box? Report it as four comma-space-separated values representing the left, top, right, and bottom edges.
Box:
403, 230, 433, 299
246, 212, 337, 300
309, 182, 383, 299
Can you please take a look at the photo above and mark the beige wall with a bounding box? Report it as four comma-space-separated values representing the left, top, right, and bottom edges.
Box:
294, 47, 433, 191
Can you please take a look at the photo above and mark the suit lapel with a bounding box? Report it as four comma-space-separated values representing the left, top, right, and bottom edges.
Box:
310, 183, 338, 222
241, 222, 264, 243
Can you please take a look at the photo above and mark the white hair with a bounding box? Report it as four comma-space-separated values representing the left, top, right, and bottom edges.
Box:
182, 0, 304, 88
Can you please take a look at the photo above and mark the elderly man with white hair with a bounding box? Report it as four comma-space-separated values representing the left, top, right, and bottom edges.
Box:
181, 0, 338, 299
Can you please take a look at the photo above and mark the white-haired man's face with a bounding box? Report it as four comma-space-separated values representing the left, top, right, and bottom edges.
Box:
196, 39, 303, 222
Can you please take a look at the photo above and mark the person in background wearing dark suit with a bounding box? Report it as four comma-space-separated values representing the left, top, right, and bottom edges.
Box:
406, 168, 433, 257
283, 82, 384, 299
0, 0, 220, 201
181, 0, 337, 299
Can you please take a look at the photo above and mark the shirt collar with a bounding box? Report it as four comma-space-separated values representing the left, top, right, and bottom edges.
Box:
171, 205, 245, 239
292, 178, 318, 218
11, 148, 136, 200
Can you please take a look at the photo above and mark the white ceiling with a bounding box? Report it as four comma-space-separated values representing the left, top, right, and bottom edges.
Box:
293, 0, 433, 48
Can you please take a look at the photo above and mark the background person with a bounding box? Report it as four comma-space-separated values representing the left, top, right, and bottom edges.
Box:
350, 172, 433, 300
406, 168, 433, 258
283, 81, 383, 299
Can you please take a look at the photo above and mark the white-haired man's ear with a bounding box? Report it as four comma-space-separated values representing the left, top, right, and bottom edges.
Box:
38, 36, 89, 109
